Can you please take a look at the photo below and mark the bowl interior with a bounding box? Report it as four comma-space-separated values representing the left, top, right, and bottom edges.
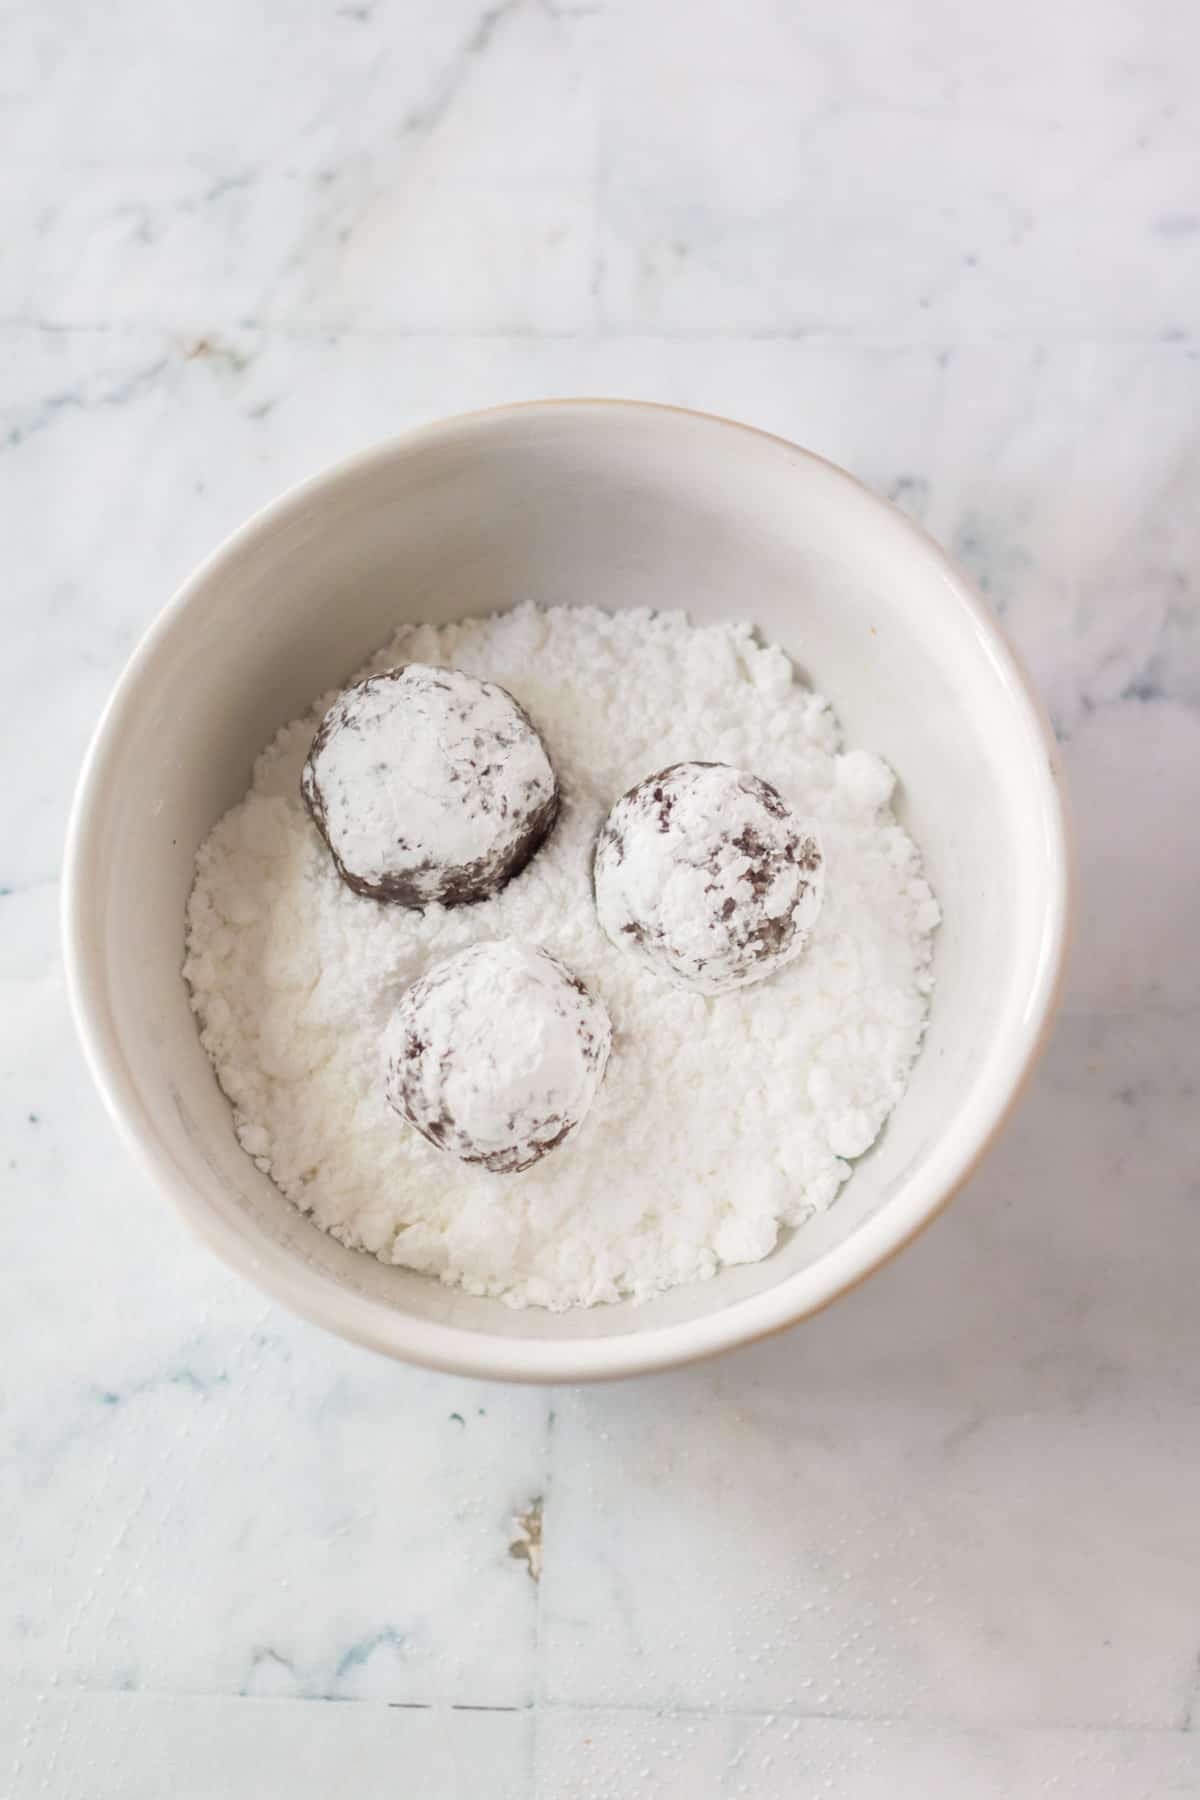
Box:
67, 404, 1066, 1376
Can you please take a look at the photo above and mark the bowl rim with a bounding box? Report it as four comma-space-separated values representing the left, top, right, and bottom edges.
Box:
61, 397, 1073, 1383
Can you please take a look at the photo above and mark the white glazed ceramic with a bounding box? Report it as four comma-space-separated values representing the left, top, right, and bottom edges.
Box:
62, 401, 1070, 1382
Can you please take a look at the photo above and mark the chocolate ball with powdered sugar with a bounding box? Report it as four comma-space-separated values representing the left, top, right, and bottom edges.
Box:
302, 665, 558, 906
384, 941, 612, 1174
594, 761, 824, 996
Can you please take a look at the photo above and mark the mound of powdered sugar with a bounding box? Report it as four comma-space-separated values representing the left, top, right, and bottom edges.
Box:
184, 604, 940, 1310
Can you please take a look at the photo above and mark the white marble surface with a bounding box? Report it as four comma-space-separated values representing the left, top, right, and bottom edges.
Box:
3, 1, 1200, 1794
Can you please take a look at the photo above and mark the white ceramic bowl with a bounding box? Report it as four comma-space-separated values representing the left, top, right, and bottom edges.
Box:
63, 401, 1070, 1382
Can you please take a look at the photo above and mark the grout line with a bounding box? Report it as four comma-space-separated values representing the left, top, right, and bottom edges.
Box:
1183, 1650, 1200, 1733
526, 1698, 1200, 1736
385, 1703, 525, 1714
4, 1685, 1198, 1738
529, 1395, 557, 1800
0, 319, 1198, 350
450, 1704, 524, 1714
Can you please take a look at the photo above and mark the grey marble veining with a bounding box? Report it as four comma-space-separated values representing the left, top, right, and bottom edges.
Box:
3, 1, 1200, 1795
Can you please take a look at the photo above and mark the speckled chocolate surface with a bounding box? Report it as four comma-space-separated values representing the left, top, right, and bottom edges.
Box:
302, 665, 559, 907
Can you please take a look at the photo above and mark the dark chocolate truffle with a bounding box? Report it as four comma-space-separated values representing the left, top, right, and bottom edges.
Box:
302, 664, 558, 906
594, 761, 823, 995
384, 942, 611, 1174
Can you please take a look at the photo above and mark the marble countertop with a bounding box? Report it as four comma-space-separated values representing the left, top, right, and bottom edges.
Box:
4, 2, 1199, 1794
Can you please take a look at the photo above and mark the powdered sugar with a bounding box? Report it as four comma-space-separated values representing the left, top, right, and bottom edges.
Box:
184, 603, 940, 1310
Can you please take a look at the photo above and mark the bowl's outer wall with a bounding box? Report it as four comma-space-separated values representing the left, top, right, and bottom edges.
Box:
63, 403, 1069, 1379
